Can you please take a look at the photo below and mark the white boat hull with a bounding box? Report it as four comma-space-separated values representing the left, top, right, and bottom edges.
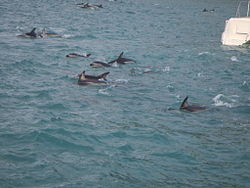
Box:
221, 17, 250, 46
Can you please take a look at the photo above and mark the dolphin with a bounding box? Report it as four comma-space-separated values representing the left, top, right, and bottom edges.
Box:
26, 28, 38, 37
83, 71, 109, 81
90, 61, 111, 68
108, 52, 136, 65
78, 71, 109, 81
76, 3, 85, 6
18, 28, 60, 38
80, 3, 103, 9
45, 32, 60, 37
18, 28, 38, 38
66, 53, 91, 58
78, 78, 107, 85
39, 28, 60, 37
180, 96, 207, 112
78, 71, 108, 85
202, 8, 215, 13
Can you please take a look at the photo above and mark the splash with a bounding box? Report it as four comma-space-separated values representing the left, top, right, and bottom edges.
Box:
198, 51, 210, 56
230, 56, 239, 62
115, 79, 129, 84
212, 94, 239, 108
62, 34, 73, 38
162, 66, 170, 72
98, 88, 111, 96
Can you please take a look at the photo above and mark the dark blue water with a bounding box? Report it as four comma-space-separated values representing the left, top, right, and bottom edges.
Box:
1, 0, 250, 187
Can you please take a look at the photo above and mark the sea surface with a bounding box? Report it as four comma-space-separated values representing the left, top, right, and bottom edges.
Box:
0, 0, 250, 187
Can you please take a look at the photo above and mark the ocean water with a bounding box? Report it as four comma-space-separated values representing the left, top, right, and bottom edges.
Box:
0, 0, 250, 187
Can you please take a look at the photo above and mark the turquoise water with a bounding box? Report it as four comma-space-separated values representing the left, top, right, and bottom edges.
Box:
1, 0, 250, 187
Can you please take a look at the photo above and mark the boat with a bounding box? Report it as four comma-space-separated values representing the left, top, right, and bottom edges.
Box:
221, 0, 250, 46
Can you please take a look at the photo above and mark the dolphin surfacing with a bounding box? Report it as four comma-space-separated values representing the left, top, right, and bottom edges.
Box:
108, 52, 136, 65
77, 71, 109, 85
90, 61, 111, 68
18, 28, 38, 38
180, 96, 207, 112
18, 28, 60, 38
80, 3, 103, 9
66, 53, 91, 58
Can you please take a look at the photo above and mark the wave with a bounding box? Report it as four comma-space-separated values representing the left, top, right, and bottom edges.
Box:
212, 94, 239, 108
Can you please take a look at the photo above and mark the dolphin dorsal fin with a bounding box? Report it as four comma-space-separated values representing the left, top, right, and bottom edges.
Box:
79, 71, 86, 80
180, 96, 189, 109
30, 28, 36, 34
98, 72, 110, 80
118, 52, 124, 59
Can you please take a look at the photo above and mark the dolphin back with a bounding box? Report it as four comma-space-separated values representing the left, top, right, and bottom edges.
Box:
25, 28, 37, 37
180, 96, 207, 112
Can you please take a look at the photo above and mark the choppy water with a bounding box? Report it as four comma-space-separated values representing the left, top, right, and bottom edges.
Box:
1, 0, 250, 187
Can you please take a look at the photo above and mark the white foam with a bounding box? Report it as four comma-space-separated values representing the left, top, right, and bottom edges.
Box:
62, 34, 73, 38
162, 66, 170, 72
112, 62, 118, 67
115, 79, 129, 84
166, 84, 174, 89
212, 94, 239, 108
50, 27, 67, 32
197, 72, 202, 77
143, 68, 152, 73
198, 51, 209, 56
16, 26, 23, 32
176, 95, 181, 99
242, 81, 247, 86
230, 56, 239, 62
98, 89, 110, 96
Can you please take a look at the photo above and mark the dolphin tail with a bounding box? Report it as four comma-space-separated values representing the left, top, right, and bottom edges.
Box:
98, 72, 110, 80
180, 96, 189, 109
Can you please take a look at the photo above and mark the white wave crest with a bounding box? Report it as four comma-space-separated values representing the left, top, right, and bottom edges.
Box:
162, 66, 170, 72
197, 72, 203, 77
98, 89, 110, 96
62, 34, 73, 38
115, 79, 129, 84
198, 51, 209, 56
212, 94, 239, 108
230, 56, 239, 62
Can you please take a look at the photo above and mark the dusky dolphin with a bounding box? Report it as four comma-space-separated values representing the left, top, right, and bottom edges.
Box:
39, 28, 60, 37
66, 53, 91, 58
202, 8, 215, 13
80, 3, 103, 9
180, 96, 207, 112
90, 61, 111, 68
83, 71, 110, 81
18, 28, 60, 38
78, 71, 108, 85
18, 28, 38, 38
108, 52, 136, 65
